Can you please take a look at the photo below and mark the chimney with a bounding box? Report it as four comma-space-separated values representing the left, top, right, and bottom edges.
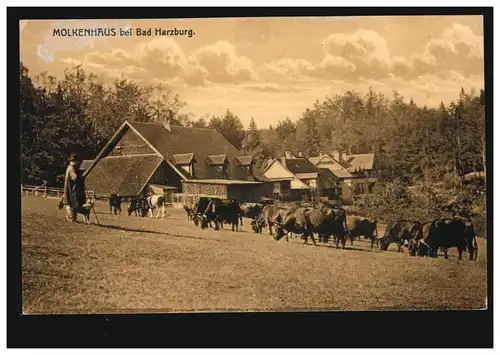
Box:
281, 155, 287, 166
285, 150, 293, 159
298, 151, 303, 157
319, 150, 323, 158
341, 151, 347, 161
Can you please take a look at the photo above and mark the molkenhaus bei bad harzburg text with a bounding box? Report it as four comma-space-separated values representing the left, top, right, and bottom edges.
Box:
53, 28, 117, 36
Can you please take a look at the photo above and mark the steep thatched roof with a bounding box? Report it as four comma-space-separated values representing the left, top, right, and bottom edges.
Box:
85, 155, 163, 197
128, 122, 259, 181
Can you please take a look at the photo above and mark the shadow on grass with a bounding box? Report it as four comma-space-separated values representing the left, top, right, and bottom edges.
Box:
315, 243, 380, 253
92, 223, 229, 243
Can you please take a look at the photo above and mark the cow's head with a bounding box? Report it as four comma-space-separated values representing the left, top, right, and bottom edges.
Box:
379, 237, 390, 251
274, 223, 286, 241
251, 219, 260, 233
200, 215, 209, 229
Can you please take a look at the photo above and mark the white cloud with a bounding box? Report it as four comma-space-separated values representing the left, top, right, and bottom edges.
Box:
190, 41, 258, 83
260, 24, 484, 84
60, 38, 257, 86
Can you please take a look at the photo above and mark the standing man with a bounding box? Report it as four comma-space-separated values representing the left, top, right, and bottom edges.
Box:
62, 153, 87, 222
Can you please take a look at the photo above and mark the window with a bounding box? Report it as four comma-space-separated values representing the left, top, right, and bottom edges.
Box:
180, 164, 193, 176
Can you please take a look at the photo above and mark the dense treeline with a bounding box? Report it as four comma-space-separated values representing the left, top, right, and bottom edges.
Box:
21, 62, 485, 190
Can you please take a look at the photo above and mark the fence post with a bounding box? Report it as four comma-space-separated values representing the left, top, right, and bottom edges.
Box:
44, 186, 47, 198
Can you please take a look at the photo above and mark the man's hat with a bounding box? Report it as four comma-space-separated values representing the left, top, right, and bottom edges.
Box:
68, 153, 79, 162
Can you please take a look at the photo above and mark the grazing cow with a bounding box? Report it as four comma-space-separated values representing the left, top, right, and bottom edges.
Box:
346, 216, 379, 249
109, 194, 123, 215
379, 220, 422, 253
146, 194, 167, 219
274, 206, 350, 248
411, 219, 478, 260
252, 204, 297, 235
275, 207, 314, 244
192, 197, 214, 228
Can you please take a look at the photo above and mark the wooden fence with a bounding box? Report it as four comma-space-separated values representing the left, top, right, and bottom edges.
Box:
21, 184, 99, 200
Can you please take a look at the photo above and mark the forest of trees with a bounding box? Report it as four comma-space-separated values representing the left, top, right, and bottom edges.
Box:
20, 62, 486, 191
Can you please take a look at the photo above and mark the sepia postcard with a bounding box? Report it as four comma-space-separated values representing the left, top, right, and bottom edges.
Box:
18, 12, 489, 322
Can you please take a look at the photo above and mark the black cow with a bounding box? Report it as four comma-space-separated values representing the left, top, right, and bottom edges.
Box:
317, 207, 351, 249
346, 215, 379, 248
109, 194, 122, 215
379, 220, 422, 252
411, 219, 478, 260
203, 198, 242, 231
251, 204, 297, 235
127, 197, 148, 217
192, 197, 214, 228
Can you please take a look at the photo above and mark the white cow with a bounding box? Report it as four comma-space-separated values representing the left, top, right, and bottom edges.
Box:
147, 194, 167, 219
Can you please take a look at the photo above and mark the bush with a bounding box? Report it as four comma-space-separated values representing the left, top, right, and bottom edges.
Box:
353, 180, 486, 227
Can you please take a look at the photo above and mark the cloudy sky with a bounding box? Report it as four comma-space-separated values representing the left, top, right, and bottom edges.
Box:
20, 16, 484, 128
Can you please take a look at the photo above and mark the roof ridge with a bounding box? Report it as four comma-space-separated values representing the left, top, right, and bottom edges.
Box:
128, 120, 218, 132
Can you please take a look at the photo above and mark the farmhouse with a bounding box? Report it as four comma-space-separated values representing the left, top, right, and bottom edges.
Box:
83, 120, 273, 205
308, 150, 378, 204
262, 151, 340, 201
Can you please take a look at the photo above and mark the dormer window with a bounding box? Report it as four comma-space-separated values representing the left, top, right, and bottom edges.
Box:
171, 153, 196, 178
234, 155, 253, 173
206, 154, 229, 179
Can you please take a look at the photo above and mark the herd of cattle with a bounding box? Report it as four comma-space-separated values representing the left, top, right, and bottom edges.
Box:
107, 195, 479, 261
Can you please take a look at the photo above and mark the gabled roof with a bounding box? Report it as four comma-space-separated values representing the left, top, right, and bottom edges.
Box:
284, 158, 319, 175
85, 155, 163, 197
206, 154, 227, 166
171, 153, 195, 165
308, 154, 337, 166
345, 153, 375, 172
